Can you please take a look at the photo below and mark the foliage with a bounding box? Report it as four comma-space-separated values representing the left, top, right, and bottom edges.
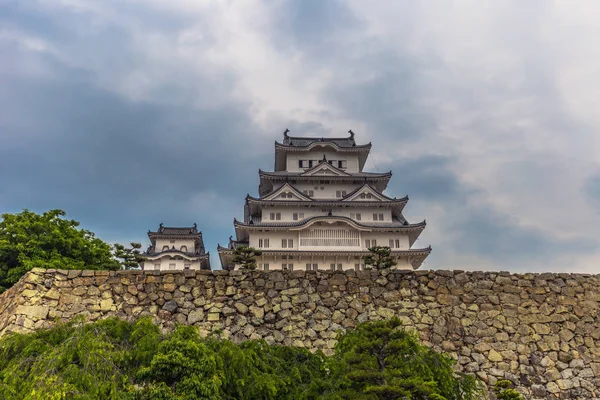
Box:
494, 380, 523, 400
113, 242, 145, 270
0, 318, 483, 400
328, 318, 483, 400
231, 246, 262, 270
0, 209, 119, 293
363, 246, 397, 270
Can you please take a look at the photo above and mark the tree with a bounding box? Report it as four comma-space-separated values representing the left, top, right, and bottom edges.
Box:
0, 209, 119, 293
114, 242, 145, 270
330, 318, 483, 400
231, 245, 262, 270
0, 317, 483, 400
363, 246, 396, 270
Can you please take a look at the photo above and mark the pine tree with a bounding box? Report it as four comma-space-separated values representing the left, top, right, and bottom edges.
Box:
113, 242, 145, 270
363, 246, 396, 270
231, 246, 262, 270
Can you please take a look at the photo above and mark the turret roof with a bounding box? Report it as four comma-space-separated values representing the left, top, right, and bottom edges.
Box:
279, 129, 361, 148
148, 223, 199, 236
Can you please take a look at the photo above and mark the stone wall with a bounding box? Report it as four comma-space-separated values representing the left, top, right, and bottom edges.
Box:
0, 268, 599, 399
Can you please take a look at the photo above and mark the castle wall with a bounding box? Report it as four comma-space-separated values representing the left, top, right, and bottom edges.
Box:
1, 268, 599, 399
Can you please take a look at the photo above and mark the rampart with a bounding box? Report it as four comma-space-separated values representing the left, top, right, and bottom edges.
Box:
0, 268, 599, 399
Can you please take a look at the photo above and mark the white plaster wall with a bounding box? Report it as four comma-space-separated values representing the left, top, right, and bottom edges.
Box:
259, 206, 393, 223
360, 232, 410, 250
292, 183, 362, 199
154, 238, 197, 252
249, 231, 299, 250
142, 257, 202, 271
286, 151, 360, 173
247, 254, 412, 271
248, 229, 410, 252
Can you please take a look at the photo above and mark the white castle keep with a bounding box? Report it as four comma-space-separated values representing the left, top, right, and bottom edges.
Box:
217, 130, 431, 271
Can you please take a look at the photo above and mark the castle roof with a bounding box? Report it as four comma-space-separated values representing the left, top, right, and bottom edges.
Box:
274, 130, 371, 171
279, 129, 364, 148
148, 223, 200, 237
146, 223, 207, 257
234, 216, 425, 247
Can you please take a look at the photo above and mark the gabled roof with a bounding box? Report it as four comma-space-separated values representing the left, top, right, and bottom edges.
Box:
233, 216, 426, 246
274, 130, 372, 171
300, 159, 351, 177
341, 183, 396, 202
281, 129, 359, 148
234, 216, 425, 231
260, 182, 313, 201
258, 170, 391, 180
245, 194, 408, 207
147, 223, 205, 253
151, 223, 199, 235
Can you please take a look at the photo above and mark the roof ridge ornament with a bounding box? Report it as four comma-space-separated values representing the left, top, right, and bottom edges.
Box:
283, 128, 290, 138
348, 129, 354, 139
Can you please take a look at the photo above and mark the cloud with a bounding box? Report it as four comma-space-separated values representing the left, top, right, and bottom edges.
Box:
1, 0, 600, 272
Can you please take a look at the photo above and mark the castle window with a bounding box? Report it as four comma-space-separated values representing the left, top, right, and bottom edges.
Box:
306, 263, 311, 271
263, 263, 269, 271
184, 264, 191, 270
170, 240, 175, 243
289, 263, 294, 271
169, 263, 176, 270
338, 160, 346, 169
180, 245, 188, 252
154, 264, 161, 270
354, 263, 360, 271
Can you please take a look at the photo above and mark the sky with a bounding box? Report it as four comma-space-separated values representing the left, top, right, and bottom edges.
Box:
1, 0, 600, 273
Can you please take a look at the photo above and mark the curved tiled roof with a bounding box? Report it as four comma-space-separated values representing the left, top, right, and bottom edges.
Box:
245, 193, 408, 206
258, 170, 391, 180
281, 130, 358, 148
217, 245, 432, 257
144, 249, 209, 257
148, 223, 201, 237
233, 215, 425, 230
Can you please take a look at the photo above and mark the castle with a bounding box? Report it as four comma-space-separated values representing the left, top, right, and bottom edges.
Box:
217, 130, 431, 271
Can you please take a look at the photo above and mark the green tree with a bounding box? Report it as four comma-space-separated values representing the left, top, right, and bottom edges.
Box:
363, 246, 396, 270
113, 242, 145, 270
0, 209, 119, 293
0, 318, 483, 400
329, 318, 483, 400
231, 245, 262, 270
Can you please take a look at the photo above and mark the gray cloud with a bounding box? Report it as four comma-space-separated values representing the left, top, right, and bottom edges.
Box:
1, 0, 600, 272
